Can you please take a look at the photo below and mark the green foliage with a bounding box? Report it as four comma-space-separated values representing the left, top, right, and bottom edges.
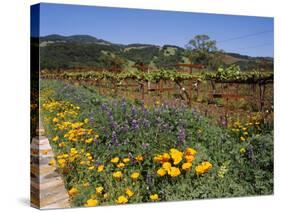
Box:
204, 65, 273, 82
40, 42, 123, 70
154, 46, 185, 69
42, 68, 273, 84
40, 79, 273, 206
123, 46, 160, 65
216, 65, 242, 80
39, 34, 273, 71
185, 34, 223, 70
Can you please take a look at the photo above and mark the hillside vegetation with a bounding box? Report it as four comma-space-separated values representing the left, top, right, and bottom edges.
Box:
37, 35, 273, 71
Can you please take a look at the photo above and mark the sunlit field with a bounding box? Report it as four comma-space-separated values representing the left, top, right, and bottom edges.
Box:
38, 78, 273, 207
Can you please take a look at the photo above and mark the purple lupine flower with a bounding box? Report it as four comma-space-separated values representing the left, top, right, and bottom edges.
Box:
107, 110, 117, 129
178, 127, 186, 145
143, 108, 149, 117
112, 121, 118, 130
111, 131, 118, 146
101, 103, 108, 111
89, 113, 95, 124
142, 118, 150, 128
131, 119, 139, 130
121, 98, 127, 112
131, 106, 137, 118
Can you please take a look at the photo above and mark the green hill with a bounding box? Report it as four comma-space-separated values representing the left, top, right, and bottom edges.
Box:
37, 34, 273, 71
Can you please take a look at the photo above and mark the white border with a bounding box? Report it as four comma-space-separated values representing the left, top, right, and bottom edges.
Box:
0, 0, 280, 211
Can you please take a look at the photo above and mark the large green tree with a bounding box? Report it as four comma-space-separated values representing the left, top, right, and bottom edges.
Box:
186, 34, 223, 70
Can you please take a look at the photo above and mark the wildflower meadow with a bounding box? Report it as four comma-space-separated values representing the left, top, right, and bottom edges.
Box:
38, 80, 273, 207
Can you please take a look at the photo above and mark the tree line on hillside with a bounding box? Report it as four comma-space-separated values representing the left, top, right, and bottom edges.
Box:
38, 34, 273, 72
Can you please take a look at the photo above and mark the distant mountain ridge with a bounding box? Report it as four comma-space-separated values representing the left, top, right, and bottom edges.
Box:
37, 34, 273, 70
41, 34, 112, 45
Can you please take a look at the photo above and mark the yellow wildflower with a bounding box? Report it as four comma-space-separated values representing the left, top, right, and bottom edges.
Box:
131, 172, 140, 180
162, 153, 170, 162
112, 171, 122, 179
195, 166, 204, 175
154, 154, 163, 162
154, 153, 170, 163
240, 148, 246, 154
116, 195, 128, 204
84, 118, 89, 124
125, 188, 134, 198
95, 186, 104, 194
52, 136, 59, 142
117, 162, 125, 168
185, 155, 195, 163
123, 158, 130, 163
111, 157, 119, 163
195, 161, 212, 175
85, 138, 94, 144
170, 148, 183, 165
53, 117, 59, 123
150, 194, 159, 201
135, 155, 144, 161
59, 142, 65, 147
240, 136, 246, 142
88, 166, 95, 170
57, 159, 66, 168
88, 129, 93, 135
186, 147, 197, 156
97, 165, 104, 172
157, 168, 166, 177
169, 167, 181, 177
84, 199, 98, 207
70, 148, 78, 155
80, 161, 86, 165
68, 187, 78, 196
162, 162, 172, 172
182, 162, 192, 171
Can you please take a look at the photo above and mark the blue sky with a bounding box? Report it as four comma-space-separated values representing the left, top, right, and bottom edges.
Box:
37, 3, 274, 57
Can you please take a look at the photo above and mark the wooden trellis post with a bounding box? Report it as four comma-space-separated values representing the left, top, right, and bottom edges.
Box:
132, 63, 151, 103
175, 63, 204, 106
